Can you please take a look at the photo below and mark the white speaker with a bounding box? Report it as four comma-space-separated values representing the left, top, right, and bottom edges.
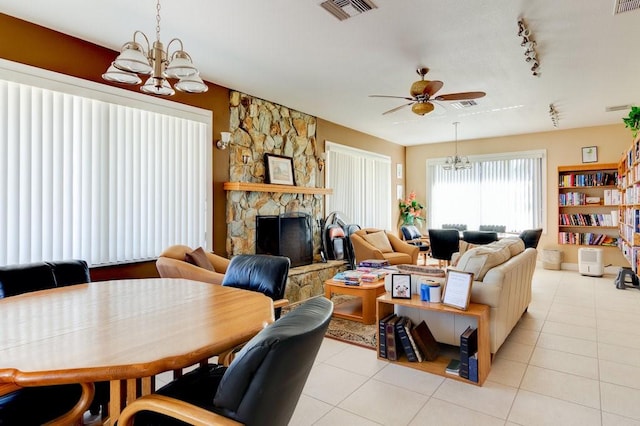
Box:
578, 248, 604, 277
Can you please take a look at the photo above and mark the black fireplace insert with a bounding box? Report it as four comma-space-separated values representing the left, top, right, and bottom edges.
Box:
255, 213, 313, 267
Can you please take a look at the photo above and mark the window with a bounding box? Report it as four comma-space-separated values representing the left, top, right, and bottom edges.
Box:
0, 60, 212, 266
325, 141, 392, 229
427, 150, 546, 232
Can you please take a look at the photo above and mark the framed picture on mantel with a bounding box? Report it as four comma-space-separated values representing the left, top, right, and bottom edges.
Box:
264, 153, 296, 186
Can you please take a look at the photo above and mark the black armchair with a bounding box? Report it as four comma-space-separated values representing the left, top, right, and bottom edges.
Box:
519, 228, 543, 249
462, 230, 499, 245
119, 297, 333, 426
222, 254, 290, 319
401, 225, 430, 265
428, 229, 460, 267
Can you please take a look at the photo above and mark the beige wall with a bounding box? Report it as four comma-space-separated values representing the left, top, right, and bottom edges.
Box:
406, 124, 631, 266
316, 118, 405, 226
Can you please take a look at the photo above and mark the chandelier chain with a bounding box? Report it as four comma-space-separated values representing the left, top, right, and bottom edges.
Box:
155, 0, 161, 42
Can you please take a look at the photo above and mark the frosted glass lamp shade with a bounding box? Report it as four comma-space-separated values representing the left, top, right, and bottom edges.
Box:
141, 77, 175, 96
113, 42, 152, 74
102, 63, 142, 84
164, 51, 198, 79
175, 74, 208, 93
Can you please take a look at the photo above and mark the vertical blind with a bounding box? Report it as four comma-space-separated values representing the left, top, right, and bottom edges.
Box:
0, 79, 210, 266
427, 151, 545, 232
325, 141, 392, 229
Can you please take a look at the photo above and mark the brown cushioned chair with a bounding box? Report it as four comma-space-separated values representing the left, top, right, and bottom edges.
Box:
350, 228, 419, 265
156, 245, 230, 286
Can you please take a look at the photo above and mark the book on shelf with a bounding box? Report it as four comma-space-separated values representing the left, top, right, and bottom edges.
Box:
358, 259, 390, 268
395, 317, 421, 362
445, 358, 460, 376
385, 315, 402, 361
459, 326, 478, 380
468, 352, 479, 383
378, 313, 396, 359
410, 320, 439, 361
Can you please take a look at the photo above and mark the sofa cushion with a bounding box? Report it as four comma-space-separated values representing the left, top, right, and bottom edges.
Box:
488, 237, 525, 257
363, 231, 393, 253
455, 244, 511, 281
185, 247, 216, 272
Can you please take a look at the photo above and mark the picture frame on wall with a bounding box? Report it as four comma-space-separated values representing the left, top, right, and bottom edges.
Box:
264, 153, 296, 186
391, 274, 412, 299
582, 146, 598, 163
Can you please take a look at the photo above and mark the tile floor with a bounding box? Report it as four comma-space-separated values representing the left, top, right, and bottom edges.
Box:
276, 267, 640, 426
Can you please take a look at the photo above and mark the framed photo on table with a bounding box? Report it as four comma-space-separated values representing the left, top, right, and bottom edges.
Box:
391, 274, 411, 299
442, 270, 474, 310
264, 153, 296, 185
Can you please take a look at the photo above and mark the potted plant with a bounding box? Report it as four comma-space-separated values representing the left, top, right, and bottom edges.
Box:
623, 106, 640, 138
398, 191, 425, 226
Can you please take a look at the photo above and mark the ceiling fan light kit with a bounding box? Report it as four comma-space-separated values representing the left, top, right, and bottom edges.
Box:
370, 67, 485, 116
102, 0, 207, 95
517, 18, 540, 77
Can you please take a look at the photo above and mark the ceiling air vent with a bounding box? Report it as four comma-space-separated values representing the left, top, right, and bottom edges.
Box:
605, 104, 632, 112
614, 0, 640, 14
451, 100, 478, 109
320, 0, 378, 21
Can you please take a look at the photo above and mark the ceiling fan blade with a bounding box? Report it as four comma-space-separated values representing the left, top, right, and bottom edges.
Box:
370, 95, 415, 101
423, 80, 444, 97
382, 102, 415, 115
434, 91, 486, 101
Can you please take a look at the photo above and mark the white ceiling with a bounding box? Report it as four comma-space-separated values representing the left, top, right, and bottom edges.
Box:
2, 0, 639, 145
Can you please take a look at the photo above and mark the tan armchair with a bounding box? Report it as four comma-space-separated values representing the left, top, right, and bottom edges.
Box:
350, 228, 419, 265
156, 245, 230, 285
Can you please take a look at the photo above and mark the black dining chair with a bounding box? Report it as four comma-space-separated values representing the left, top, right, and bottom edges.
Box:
479, 225, 506, 233
462, 230, 499, 245
428, 229, 460, 267
519, 228, 543, 249
222, 254, 290, 319
0, 260, 109, 424
118, 296, 333, 426
442, 224, 467, 231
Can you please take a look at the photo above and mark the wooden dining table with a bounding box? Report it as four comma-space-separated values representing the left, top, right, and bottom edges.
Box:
0, 278, 275, 425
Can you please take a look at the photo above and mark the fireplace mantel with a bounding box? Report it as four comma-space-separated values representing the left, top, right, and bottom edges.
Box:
223, 182, 332, 195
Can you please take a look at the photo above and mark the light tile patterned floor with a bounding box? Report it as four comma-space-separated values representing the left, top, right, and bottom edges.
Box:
285, 267, 640, 426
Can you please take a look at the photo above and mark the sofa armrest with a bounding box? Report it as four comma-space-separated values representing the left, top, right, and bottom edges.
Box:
387, 233, 419, 263
206, 252, 230, 274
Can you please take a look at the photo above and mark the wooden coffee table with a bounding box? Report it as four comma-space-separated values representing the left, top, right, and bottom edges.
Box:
324, 279, 386, 325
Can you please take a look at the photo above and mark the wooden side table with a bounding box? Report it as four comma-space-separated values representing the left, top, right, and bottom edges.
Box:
324, 279, 386, 325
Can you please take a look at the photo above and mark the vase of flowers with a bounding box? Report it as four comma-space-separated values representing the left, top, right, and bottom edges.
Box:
399, 191, 425, 226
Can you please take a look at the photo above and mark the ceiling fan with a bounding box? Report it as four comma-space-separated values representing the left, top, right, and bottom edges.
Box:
370, 67, 486, 116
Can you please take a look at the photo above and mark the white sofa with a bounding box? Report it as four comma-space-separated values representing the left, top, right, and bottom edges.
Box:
397, 238, 537, 354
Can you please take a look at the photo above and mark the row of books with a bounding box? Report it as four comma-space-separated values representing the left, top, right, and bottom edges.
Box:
378, 314, 439, 363
559, 191, 620, 206
558, 171, 617, 187
621, 208, 640, 233
558, 232, 619, 246
444, 326, 479, 382
558, 212, 619, 227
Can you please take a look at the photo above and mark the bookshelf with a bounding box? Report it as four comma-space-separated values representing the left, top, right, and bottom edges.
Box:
618, 137, 640, 275
376, 294, 490, 386
557, 164, 620, 248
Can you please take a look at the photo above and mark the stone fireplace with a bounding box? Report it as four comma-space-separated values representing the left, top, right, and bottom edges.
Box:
224, 92, 347, 302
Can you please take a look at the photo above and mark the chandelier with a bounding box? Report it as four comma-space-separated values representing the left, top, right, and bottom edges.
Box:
443, 122, 471, 171
102, 0, 208, 96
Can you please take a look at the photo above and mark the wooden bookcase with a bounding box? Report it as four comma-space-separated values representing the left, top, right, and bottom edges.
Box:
557, 163, 620, 248
618, 137, 640, 275
376, 293, 490, 386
